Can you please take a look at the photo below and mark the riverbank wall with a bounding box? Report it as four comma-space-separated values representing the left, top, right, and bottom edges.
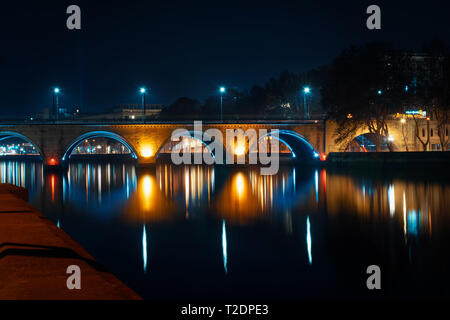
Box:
327, 151, 450, 168
0, 184, 141, 300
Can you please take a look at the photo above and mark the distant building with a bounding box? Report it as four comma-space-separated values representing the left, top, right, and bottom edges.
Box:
30, 106, 81, 121
78, 104, 162, 121
28, 104, 162, 122
384, 51, 447, 113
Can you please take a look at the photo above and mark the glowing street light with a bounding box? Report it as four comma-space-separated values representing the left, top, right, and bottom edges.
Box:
52, 87, 60, 122
303, 86, 311, 119
219, 86, 226, 122
377, 90, 382, 95
139, 87, 147, 123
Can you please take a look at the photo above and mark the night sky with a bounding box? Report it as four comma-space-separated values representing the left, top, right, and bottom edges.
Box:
1, 0, 449, 117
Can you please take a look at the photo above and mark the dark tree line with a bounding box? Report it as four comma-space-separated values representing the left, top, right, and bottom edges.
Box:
159, 39, 450, 152
159, 68, 328, 120
321, 40, 450, 151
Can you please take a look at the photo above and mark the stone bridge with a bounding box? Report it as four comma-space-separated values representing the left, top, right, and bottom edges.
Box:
0, 119, 414, 168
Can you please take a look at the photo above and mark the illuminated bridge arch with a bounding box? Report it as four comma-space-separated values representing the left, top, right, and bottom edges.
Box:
62, 131, 139, 161
0, 131, 43, 159
345, 132, 398, 152
156, 130, 222, 160
257, 129, 320, 160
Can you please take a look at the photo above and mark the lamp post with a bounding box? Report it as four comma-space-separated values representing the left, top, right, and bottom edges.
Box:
140, 87, 146, 123
219, 86, 226, 122
53, 87, 60, 123
303, 86, 310, 119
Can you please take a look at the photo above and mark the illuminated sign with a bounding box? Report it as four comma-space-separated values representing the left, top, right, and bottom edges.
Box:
405, 110, 426, 116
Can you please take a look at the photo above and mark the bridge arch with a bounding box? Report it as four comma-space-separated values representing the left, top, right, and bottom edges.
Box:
155, 130, 223, 161
344, 132, 399, 152
257, 129, 320, 160
62, 131, 139, 162
0, 131, 43, 159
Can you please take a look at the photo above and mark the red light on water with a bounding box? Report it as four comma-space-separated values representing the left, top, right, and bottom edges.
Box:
49, 158, 57, 165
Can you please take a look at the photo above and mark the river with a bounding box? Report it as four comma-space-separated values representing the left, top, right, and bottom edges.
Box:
1, 160, 450, 299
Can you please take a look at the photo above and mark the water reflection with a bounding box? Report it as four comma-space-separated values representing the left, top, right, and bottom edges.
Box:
2, 160, 446, 237
215, 168, 315, 225
142, 225, 148, 273
306, 216, 312, 265
222, 219, 228, 274
2, 159, 450, 298
156, 164, 214, 218
325, 174, 443, 237
0, 161, 43, 194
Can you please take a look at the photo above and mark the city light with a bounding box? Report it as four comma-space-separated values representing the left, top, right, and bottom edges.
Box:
234, 144, 245, 156
54, 87, 60, 94
303, 87, 310, 94
140, 87, 146, 94
141, 147, 154, 158
219, 86, 226, 122
377, 90, 382, 95
401, 118, 406, 124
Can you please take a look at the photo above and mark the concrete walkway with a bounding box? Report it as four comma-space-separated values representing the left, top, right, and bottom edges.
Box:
0, 184, 141, 300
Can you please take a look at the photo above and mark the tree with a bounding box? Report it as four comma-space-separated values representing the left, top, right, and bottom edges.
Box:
428, 51, 450, 151
159, 97, 202, 120
322, 43, 399, 151
413, 39, 450, 151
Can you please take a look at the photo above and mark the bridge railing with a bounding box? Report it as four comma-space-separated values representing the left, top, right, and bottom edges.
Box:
0, 119, 325, 125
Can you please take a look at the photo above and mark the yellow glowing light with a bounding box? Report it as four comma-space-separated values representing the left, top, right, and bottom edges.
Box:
235, 173, 245, 198
141, 147, 154, 158
143, 175, 152, 198
234, 145, 245, 156
400, 118, 406, 124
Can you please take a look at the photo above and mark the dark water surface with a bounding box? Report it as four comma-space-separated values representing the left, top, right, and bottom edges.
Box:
1, 160, 450, 299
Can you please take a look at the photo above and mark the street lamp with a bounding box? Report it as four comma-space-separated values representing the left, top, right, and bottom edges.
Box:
377, 90, 382, 95
219, 86, 226, 122
303, 86, 311, 119
53, 87, 60, 122
140, 87, 147, 123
